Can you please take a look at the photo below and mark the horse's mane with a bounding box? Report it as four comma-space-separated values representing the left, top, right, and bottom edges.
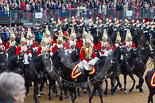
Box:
113, 46, 120, 57
8, 54, 17, 61
32, 55, 42, 62
141, 46, 150, 55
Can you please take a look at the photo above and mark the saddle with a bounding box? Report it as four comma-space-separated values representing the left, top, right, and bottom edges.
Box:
151, 72, 155, 87
71, 64, 95, 79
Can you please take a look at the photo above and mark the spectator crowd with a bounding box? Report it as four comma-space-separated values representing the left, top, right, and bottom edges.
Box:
0, 0, 154, 12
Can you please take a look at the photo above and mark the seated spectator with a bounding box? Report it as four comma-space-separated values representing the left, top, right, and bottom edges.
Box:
0, 72, 26, 103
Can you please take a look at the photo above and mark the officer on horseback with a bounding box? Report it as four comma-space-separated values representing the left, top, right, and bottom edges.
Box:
97, 29, 111, 51
26, 28, 37, 51
78, 37, 99, 73
5, 30, 17, 51
124, 29, 136, 51
37, 37, 52, 56
16, 35, 32, 64
113, 31, 122, 50
64, 27, 80, 54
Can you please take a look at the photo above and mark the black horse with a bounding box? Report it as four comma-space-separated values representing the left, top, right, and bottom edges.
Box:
7, 45, 17, 58
133, 45, 155, 93
0, 50, 9, 72
145, 69, 155, 103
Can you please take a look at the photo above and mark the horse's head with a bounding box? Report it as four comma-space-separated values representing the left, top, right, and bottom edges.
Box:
70, 48, 81, 62
0, 51, 8, 72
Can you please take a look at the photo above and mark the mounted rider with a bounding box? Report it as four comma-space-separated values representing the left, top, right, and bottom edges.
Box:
78, 37, 99, 73
44, 26, 55, 46
97, 29, 111, 51
37, 35, 53, 56
87, 31, 97, 50
123, 29, 136, 51
113, 31, 122, 50
64, 27, 80, 54
26, 28, 37, 51
16, 33, 32, 64
5, 30, 17, 51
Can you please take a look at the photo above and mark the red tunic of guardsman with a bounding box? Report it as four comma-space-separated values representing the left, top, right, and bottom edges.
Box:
97, 29, 111, 51
37, 38, 52, 56
113, 31, 122, 50
78, 38, 99, 71
26, 28, 37, 50
123, 29, 136, 51
64, 27, 80, 50
5, 31, 16, 50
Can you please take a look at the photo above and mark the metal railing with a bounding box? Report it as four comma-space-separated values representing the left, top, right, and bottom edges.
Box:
0, 8, 154, 27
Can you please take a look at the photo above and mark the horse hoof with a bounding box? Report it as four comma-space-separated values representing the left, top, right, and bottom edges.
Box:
124, 91, 128, 94
78, 93, 81, 97
104, 91, 108, 95
65, 96, 70, 99
140, 89, 144, 93
129, 89, 133, 92
56, 93, 59, 96
72, 101, 76, 103
111, 93, 114, 95
40, 91, 44, 95
37, 94, 41, 98
49, 97, 53, 101
59, 96, 63, 101
120, 87, 123, 91
93, 92, 98, 96
35, 100, 40, 103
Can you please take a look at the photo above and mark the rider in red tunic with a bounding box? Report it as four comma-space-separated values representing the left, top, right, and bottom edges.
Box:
5, 31, 16, 51
37, 38, 52, 56
78, 38, 99, 72
26, 28, 37, 51
113, 31, 122, 50
64, 27, 80, 50
97, 29, 111, 51
16, 37, 32, 64
123, 29, 136, 51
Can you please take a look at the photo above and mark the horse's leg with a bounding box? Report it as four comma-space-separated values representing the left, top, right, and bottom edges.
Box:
70, 90, 75, 103
116, 76, 123, 90
104, 79, 108, 95
98, 86, 103, 103
148, 90, 154, 103
40, 81, 44, 95
48, 81, 53, 101
111, 77, 115, 95
129, 74, 136, 92
64, 86, 69, 99
77, 87, 81, 97
33, 81, 39, 103
25, 80, 30, 95
135, 72, 144, 93
89, 86, 94, 103
73, 88, 77, 101
52, 80, 59, 96
123, 74, 128, 94
58, 82, 63, 101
